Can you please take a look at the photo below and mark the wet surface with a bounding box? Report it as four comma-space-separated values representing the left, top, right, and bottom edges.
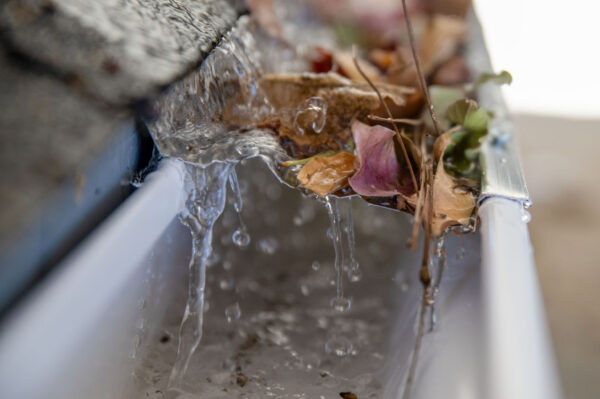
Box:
128, 159, 483, 399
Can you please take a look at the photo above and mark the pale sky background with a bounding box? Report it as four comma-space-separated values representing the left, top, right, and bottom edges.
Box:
475, 0, 600, 118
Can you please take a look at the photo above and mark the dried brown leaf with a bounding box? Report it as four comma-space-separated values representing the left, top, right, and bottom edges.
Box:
388, 15, 466, 86
431, 132, 475, 236
297, 152, 356, 197
259, 72, 414, 151
333, 50, 382, 82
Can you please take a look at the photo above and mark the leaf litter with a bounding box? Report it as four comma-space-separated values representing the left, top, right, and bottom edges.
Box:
171, 0, 513, 397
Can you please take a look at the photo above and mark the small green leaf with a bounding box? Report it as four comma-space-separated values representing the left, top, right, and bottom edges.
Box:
474, 70, 512, 88
463, 107, 490, 132
446, 99, 477, 125
425, 86, 465, 132
446, 99, 490, 132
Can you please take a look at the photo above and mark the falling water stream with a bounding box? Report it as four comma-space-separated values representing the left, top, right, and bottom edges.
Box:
167, 163, 232, 390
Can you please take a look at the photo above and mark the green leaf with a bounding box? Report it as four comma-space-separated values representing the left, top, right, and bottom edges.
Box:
446, 99, 475, 125
446, 99, 490, 132
424, 86, 465, 132
463, 107, 490, 132
474, 70, 512, 88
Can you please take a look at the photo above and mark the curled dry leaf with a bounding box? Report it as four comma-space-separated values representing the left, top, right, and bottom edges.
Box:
332, 50, 382, 82
259, 73, 412, 110
297, 152, 356, 197
432, 131, 476, 236
259, 72, 414, 152
348, 120, 419, 197
388, 15, 466, 86
420, 15, 467, 74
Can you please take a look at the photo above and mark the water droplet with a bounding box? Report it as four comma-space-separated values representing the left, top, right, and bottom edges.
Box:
400, 282, 409, 292
330, 297, 351, 312
326, 227, 333, 240
348, 266, 362, 282
325, 336, 353, 357
225, 303, 241, 323
456, 247, 466, 260
232, 228, 251, 247
219, 277, 234, 290
258, 236, 279, 255
222, 260, 232, 271
500, 157, 508, 164
300, 284, 310, 296
311, 261, 321, 271
317, 317, 328, 329
521, 210, 532, 223
293, 215, 304, 226
299, 204, 316, 221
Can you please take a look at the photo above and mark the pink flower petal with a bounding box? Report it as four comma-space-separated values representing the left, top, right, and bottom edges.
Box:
348, 120, 415, 197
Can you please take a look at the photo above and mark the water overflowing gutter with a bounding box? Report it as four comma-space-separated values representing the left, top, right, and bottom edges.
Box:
0, 8, 561, 399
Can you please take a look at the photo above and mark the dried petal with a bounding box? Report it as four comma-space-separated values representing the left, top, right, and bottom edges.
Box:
348, 120, 416, 197
298, 152, 356, 197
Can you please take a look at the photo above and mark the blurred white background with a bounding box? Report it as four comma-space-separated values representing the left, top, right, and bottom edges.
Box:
476, 1, 600, 398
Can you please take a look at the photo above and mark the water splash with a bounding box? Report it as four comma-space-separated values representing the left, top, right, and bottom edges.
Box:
168, 162, 231, 391
293, 96, 327, 135
225, 302, 241, 323
147, 17, 295, 187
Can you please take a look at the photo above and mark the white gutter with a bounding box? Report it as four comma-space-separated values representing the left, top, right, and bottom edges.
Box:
479, 197, 562, 399
0, 159, 186, 399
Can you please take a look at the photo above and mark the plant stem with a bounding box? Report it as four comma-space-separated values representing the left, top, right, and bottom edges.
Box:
352, 45, 419, 194
367, 115, 423, 126
400, 0, 443, 136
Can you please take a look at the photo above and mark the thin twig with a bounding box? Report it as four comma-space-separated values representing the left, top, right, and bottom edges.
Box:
420, 162, 433, 286
367, 115, 423, 126
400, 0, 443, 136
400, 4, 439, 397
352, 45, 419, 194
409, 131, 429, 250
404, 162, 433, 399
402, 288, 429, 399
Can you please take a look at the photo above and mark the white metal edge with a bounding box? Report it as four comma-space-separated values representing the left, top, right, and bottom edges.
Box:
0, 158, 186, 398
479, 198, 562, 399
